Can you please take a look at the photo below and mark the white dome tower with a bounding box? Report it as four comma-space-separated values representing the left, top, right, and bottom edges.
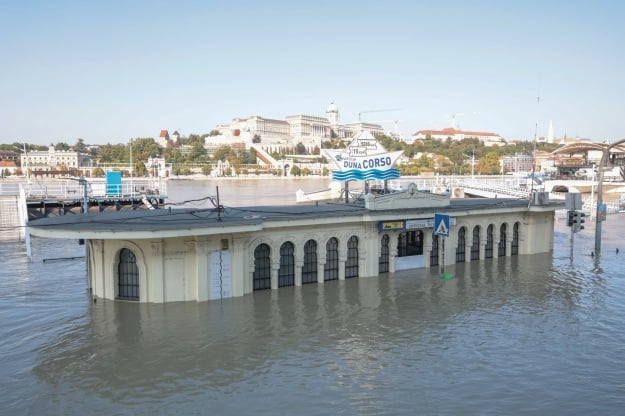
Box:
326, 102, 340, 125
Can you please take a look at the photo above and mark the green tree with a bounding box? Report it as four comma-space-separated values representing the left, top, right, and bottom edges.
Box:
295, 142, 307, 155
476, 151, 501, 174
201, 164, 213, 175
74, 138, 87, 153
134, 160, 147, 176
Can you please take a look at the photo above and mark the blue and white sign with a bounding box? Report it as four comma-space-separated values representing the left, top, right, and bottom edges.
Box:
434, 213, 450, 237
323, 130, 402, 182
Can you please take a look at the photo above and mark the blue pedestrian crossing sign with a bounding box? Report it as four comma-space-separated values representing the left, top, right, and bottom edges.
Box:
434, 214, 450, 237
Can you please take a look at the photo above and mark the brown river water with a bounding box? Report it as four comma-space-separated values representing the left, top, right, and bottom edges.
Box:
2, 178, 625, 415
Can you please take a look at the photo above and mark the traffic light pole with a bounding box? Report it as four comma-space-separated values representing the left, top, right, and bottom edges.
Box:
595, 137, 625, 256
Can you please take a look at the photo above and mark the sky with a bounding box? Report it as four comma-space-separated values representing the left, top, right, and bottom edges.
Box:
2, 0, 624, 146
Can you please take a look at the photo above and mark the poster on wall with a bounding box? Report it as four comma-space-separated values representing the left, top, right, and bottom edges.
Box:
209, 250, 232, 299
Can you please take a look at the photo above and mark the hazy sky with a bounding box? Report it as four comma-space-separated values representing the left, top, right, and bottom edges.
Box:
2, 0, 624, 145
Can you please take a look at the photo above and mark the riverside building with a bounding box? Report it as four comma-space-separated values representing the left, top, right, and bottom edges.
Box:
28, 187, 560, 303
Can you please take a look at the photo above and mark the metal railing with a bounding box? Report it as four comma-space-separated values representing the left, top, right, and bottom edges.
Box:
0, 177, 166, 199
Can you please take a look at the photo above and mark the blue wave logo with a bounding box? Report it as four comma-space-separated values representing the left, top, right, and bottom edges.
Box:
332, 168, 400, 181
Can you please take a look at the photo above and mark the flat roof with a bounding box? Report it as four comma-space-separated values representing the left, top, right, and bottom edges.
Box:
27, 197, 562, 239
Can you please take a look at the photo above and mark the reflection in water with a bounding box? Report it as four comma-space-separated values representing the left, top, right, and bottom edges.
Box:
27, 249, 623, 415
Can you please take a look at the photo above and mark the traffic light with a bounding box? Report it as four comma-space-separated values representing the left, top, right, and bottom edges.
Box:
567, 210, 575, 227
573, 211, 586, 233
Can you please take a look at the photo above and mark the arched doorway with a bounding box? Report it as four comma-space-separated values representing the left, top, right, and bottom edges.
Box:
485, 224, 494, 259
253, 243, 271, 290
512, 222, 520, 255
324, 237, 339, 281
279, 242, 295, 287
430, 234, 439, 266
118, 248, 139, 301
379, 234, 390, 273
302, 239, 318, 284
499, 223, 507, 257
471, 226, 480, 261
346, 236, 359, 278
456, 226, 466, 263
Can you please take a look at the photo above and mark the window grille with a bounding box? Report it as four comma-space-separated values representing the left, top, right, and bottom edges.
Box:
456, 226, 466, 263
302, 240, 318, 284
253, 243, 271, 290
118, 248, 139, 300
498, 223, 507, 257
471, 226, 480, 260
430, 234, 439, 266
345, 236, 359, 278
278, 242, 295, 287
511, 222, 520, 255
485, 224, 494, 259
324, 237, 339, 281
379, 234, 390, 273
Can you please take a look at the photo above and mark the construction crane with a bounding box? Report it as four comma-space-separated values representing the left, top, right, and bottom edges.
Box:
448, 111, 479, 129
356, 108, 402, 122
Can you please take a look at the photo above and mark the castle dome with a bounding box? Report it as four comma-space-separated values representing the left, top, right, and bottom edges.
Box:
326, 102, 338, 113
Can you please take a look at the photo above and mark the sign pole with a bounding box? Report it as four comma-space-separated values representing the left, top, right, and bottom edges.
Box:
440, 238, 445, 275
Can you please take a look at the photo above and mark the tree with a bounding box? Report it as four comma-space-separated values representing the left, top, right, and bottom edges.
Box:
134, 160, 147, 176
92, 167, 105, 177
202, 164, 213, 175
476, 151, 501, 174
295, 142, 307, 155
74, 138, 87, 153
213, 146, 234, 162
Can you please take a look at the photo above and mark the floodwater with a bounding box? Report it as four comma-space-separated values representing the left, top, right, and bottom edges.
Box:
2, 178, 625, 415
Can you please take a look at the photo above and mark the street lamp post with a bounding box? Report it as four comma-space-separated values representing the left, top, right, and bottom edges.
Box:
14, 143, 30, 194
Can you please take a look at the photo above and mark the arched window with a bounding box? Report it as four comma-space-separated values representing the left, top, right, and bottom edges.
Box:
485, 224, 494, 259
512, 222, 520, 255
430, 234, 439, 266
498, 223, 507, 257
118, 248, 139, 301
253, 243, 271, 290
456, 226, 466, 263
471, 226, 480, 261
324, 237, 339, 281
302, 239, 318, 284
279, 242, 295, 287
397, 230, 423, 257
346, 236, 359, 278
379, 234, 390, 273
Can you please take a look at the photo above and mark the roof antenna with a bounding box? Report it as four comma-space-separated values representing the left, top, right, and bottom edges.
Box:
216, 186, 222, 221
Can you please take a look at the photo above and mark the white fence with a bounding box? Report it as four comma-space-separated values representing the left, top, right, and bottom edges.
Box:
0, 178, 166, 199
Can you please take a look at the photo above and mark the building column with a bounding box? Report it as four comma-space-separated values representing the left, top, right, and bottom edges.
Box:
232, 238, 249, 296
480, 238, 486, 260
423, 231, 433, 269
271, 263, 280, 289
389, 233, 398, 273
148, 240, 164, 303
318, 259, 326, 283
295, 260, 303, 286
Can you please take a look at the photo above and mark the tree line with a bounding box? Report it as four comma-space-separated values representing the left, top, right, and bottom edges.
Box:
0, 133, 561, 177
